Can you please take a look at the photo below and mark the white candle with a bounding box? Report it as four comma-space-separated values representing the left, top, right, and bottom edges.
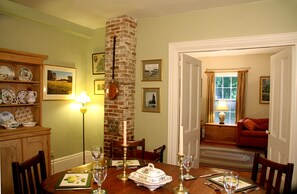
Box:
123, 121, 127, 146
179, 126, 183, 155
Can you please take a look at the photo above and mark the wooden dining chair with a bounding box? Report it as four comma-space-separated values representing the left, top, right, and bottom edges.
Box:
153, 145, 166, 163
251, 152, 294, 194
110, 138, 145, 159
11, 150, 47, 194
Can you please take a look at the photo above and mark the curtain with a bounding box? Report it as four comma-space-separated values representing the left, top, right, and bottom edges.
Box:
206, 72, 215, 123
236, 71, 247, 122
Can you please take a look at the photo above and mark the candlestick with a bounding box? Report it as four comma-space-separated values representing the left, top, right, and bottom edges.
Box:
117, 145, 129, 181
173, 154, 189, 194
123, 121, 127, 146
179, 126, 184, 155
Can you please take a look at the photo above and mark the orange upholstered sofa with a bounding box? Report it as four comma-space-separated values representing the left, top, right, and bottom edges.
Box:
236, 118, 268, 149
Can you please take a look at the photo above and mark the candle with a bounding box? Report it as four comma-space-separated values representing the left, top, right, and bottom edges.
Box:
179, 126, 183, 155
123, 121, 127, 146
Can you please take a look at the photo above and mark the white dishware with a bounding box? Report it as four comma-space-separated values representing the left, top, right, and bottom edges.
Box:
15, 107, 34, 123
0, 111, 15, 125
128, 163, 172, 191
26, 91, 37, 104
91, 145, 103, 165
0, 65, 15, 80
223, 171, 239, 194
17, 90, 29, 104
183, 155, 194, 180
92, 162, 107, 194
1, 88, 16, 104
18, 67, 33, 81
22, 121, 37, 127
1, 120, 20, 129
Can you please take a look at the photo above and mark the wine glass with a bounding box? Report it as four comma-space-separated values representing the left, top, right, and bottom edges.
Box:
223, 171, 239, 194
92, 161, 107, 194
91, 145, 103, 164
182, 155, 194, 179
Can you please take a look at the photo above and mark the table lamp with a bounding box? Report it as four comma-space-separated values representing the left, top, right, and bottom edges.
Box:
77, 91, 91, 164
216, 100, 228, 124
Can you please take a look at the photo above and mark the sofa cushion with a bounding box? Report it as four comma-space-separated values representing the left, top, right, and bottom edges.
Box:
243, 119, 259, 131
255, 122, 269, 131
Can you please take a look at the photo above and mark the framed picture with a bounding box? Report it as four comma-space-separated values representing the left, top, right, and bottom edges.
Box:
259, 76, 270, 104
142, 88, 160, 112
94, 79, 105, 95
43, 65, 76, 100
92, 52, 105, 75
142, 59, 162, 81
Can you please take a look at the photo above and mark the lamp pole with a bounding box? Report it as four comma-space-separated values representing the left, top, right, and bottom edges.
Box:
80, 106, 87, 164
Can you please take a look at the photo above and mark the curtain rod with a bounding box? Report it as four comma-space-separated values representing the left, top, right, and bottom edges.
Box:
205, 67, 250, 73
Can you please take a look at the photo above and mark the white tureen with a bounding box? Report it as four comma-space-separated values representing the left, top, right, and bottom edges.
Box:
128, 163, 172, 191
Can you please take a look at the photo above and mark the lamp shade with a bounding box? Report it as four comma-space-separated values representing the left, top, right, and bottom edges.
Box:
77, 91, 91, 105
216, 100, 229, 111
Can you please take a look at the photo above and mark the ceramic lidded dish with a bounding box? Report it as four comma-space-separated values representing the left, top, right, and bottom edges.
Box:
128, 163, 172, 191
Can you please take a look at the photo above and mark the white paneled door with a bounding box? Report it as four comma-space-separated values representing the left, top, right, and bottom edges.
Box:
180, 54, 201, 168
268, 47, 293, 164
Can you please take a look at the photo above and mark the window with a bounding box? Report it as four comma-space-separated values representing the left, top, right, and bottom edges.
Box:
214, 73, 237, 124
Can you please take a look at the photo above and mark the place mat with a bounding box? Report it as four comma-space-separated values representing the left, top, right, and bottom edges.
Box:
109, 159, 145, 167
55, 173, 91, 190
207, 174, 257, 192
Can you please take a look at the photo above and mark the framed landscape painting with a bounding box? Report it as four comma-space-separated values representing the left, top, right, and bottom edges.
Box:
259, 76, 270, 104
43, 65, 76, 100
94, 79, 105, 95
142, 59, 162, 81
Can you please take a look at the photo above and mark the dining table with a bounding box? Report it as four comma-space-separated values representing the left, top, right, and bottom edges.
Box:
41, 160, 265, 194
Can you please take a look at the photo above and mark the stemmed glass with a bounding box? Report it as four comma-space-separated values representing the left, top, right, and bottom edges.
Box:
92, 161, 107, 194
91, 145, 103, 165
182, 155, 194, 180
223, 171, 239, 194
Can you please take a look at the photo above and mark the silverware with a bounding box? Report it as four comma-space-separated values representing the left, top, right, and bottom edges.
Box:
204, 181, 222, 191
199, 172, 221, 178
242, 187, 259, 193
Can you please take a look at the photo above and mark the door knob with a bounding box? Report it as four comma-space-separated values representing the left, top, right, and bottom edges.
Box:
266, 130, 271, 134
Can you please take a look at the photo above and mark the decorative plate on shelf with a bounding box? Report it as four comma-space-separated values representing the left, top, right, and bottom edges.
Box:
0, 65, 15, 80
1, 88, 16, 104
15, 107, 34, 123
0, 111, 15, 125
17, 90, 29, 104
18, 67, 33, 81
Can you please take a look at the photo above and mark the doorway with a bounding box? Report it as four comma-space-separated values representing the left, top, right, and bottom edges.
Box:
167, 32, 297, 179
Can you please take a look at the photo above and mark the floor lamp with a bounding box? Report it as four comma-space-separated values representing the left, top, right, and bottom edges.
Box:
77, 91, 91, 164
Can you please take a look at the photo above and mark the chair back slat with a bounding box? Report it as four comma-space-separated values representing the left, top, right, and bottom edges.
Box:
11, 150, 47, 194
251, 152, 294, 194
110, 138, 145, 159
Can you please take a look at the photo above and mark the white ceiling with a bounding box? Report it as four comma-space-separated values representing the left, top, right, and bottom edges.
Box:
9, 0, 262, 29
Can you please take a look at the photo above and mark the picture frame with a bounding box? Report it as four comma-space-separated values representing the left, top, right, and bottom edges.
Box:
94, 79, 105, 95
142, 59, 162, 81
43, 65, 76, 100
259, 76, 270, 104
92, 52, 105, 75
142, 88, 160, 112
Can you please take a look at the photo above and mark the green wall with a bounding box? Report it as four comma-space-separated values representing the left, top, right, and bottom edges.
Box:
134, 0, 297, 158
1, 0, 297, 160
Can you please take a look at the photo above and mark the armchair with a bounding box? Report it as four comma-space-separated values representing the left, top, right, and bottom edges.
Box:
236, 118, 268, 149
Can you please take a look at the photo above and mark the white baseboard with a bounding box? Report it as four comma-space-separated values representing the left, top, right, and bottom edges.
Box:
50, 151, 93, 174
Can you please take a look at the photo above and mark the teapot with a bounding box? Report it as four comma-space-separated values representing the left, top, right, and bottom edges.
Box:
27, 91, 37, 104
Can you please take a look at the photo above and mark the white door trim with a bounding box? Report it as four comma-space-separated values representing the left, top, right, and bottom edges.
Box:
167, 32, 297, 168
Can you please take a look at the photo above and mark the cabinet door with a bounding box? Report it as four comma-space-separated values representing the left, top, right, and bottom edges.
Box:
0, 139, 22, 194
22, 135, 50, 174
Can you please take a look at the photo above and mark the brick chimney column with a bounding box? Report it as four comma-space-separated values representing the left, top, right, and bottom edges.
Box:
104, 15, 137, 157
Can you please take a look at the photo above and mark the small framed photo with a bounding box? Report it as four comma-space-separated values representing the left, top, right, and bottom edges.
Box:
94, 79, 105, 95
92, 52, 105, 75
142, 59, 162, 81
259, 76, 270, 104
142, 88, 160, 112
43, 65, 76, 100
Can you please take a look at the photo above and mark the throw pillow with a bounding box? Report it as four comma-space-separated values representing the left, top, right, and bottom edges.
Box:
255, 122, 269, 131
243, 119, 259, 131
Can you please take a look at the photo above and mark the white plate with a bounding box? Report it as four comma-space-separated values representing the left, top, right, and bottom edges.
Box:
1, 88, 16, 104
17, 90, 29, 104
0, 65, 15, 80
22, 121, 37, 127
18, 67, 33, 81
15, 107, 34, 122
0, 111, 15, 125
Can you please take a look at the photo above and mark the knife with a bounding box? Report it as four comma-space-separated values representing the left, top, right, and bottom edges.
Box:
242, 187, 259, 193
199, 173, 221, 178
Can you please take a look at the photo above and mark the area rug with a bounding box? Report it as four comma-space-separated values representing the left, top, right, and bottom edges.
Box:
199, 146, 261, 171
